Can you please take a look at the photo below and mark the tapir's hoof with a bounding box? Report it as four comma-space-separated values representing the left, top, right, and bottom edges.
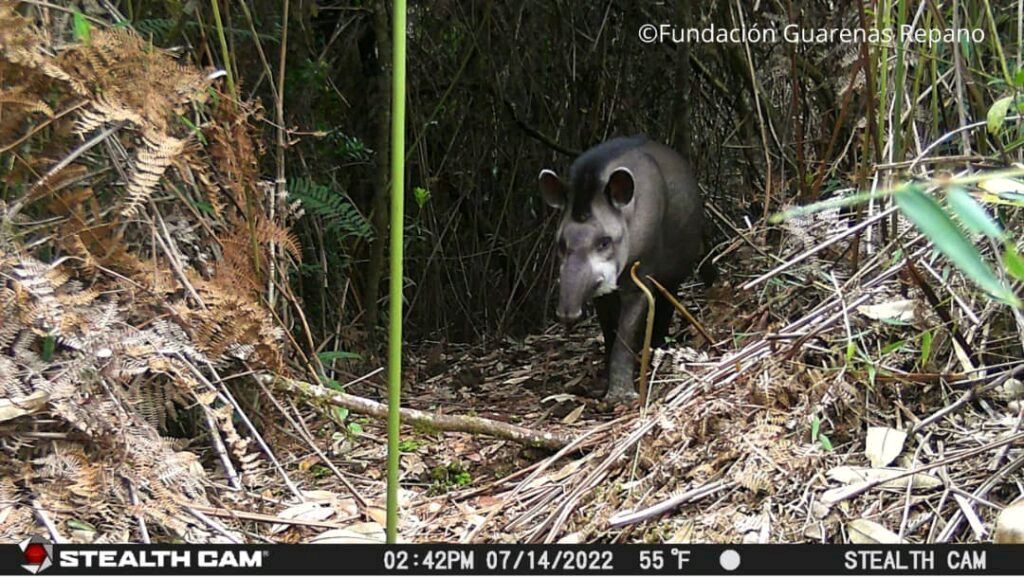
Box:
604, 388, 639, 406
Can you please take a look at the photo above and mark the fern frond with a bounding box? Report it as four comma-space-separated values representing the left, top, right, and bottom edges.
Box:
121, 133, 186, 217
289, 177, 372, 240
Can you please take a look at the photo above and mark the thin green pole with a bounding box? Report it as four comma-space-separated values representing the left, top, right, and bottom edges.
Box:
386, 0, 406, 545
208, 0, 236, 100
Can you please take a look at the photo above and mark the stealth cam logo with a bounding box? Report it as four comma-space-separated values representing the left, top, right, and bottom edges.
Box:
19, 536, 53, 574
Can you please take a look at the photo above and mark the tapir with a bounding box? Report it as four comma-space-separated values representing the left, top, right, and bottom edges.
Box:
538, 135, 709, 402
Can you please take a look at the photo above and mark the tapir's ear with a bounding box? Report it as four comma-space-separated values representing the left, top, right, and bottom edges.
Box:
606, 167, 635, 208
538, 169, 567, 209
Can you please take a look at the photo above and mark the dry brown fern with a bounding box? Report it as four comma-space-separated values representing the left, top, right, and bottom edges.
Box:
1, 4, 298, 544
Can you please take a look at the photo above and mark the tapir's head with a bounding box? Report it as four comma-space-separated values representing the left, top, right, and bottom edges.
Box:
538, 165, 635, 326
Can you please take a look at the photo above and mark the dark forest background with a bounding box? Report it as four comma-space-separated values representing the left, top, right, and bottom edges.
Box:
125, 0, 1013, 350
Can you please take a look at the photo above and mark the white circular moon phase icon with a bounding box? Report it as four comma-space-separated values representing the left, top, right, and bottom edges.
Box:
719, 549, 741, 571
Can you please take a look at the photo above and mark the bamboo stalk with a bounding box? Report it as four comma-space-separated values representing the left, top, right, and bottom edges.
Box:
387, 0, 408, 545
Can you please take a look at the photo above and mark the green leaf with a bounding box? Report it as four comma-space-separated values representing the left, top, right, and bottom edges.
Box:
895, 186, 1019, 307
881, 340, 905, 355
845, 341, 857, 363
347, 422, 364, 435
988, 96, 1014, 135
317, 350, 362, 364
1016, 69, 1024, 88
811, 416, 821, 443
867, 364, 877, 387
818, 434, 834, 452
413, 186, 431, 209
919, 330, 933, 368
946, 186, 1003, 238
42, 335, 55, 362
1004, 244, 1024, 282
73, 11, 92, 44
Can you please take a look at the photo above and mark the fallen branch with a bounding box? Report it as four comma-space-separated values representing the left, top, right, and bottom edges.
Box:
264, 374, 572, 450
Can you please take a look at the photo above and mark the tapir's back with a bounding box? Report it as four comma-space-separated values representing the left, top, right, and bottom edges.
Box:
633, 139, 705, 278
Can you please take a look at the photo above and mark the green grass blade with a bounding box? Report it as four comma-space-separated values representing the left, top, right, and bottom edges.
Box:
895, 186, 1018, 306
947, 186, 1003, 238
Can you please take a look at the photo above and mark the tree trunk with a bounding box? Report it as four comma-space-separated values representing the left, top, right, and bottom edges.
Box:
363, 0, 393, 338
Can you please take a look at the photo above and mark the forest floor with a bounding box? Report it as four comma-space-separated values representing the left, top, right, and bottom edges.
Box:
278, 208, 1024, 544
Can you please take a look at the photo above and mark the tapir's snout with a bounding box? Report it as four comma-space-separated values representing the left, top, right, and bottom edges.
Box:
556, 306, 583, 327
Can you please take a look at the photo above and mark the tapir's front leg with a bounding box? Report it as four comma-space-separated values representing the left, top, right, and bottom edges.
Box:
606, 290, 646, 402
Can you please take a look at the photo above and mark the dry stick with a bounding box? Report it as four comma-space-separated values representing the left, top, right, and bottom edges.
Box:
608, 480, 736, 528
266, 375, 571, 450
903, 256, 978, 368
937, 453, 1024, 542
188, 504, 360, 530
645, 275, 721, 354
733, 0, 772, 223
461, 432, 604, 543
200, 403, 243, 491
257, 380, 367, 509
630, 262, 655, 406
910, 363, 1024, 436
31, 499, 65, 543
127, 484, 151, 544
822, 431, 1024, 505
184, 359, 303, 500
185, 507, 241, 543
5, 121, 124, 221
268, 0, 290, 309
740, 205, 899, 290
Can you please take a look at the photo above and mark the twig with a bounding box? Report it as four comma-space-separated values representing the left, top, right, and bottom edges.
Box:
904, 256, 977, 368
31, 499, 65, 543
740, 205, 899, 290
185, 506, 241, 543
631, 262, 655, 406
200, 404, 243, 491
6, 122, 124, 221
608, 480, 735, 527
501, 98, 579, 157
183, 359, 304, 500
127, 483, 151, 544
265, 374, 573, 450
822, 431, 1024, 505
645, 275, 720, 354
188, 504, 360, 530
257, 380, 367, 508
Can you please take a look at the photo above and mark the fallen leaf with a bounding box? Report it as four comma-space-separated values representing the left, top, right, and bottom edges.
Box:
309, 522, 386, 544
857, 300, 916, 323
540, 393, 577, 404
953, 494, 987, 540
365, 506, 388, 526
827, 466, 941, 490
865, 427, 906, 468
847, 518, 903, 544
562, 404, 585, 424
557, 531, 584, 543
0, 391, 49, 422
995, 500, 1024, 544
270, 503, 335, 535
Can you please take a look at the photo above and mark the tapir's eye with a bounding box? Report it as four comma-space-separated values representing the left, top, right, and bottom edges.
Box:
596, 236, 612, 251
